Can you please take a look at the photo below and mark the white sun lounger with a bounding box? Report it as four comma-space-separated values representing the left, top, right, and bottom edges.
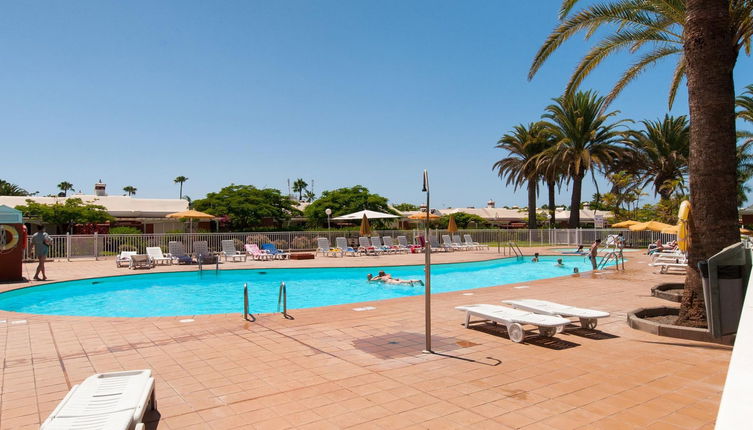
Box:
145, 247, 172, 266
221, 240, 247, 262
115, 251, 137, 268
456, 304, 570, 342
502, 299, 610, 330
41, 369, 156, 430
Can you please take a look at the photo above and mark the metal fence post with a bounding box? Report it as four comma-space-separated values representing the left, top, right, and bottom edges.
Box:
94, 232, 98, 261
66, 233, 71, 261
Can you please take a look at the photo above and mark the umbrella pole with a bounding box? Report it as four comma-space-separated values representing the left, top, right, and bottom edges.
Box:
422, 170, 432, 353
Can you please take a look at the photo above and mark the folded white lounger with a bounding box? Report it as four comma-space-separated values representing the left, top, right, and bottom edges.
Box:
503, 299, 610, 330
456, 304, 570, 343
41, 369, 155, 430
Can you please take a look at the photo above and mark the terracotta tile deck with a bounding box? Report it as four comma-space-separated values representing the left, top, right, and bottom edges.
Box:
0, 249, 730, 429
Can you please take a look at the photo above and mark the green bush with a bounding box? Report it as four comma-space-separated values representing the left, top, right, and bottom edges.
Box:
109, 226, 142, 235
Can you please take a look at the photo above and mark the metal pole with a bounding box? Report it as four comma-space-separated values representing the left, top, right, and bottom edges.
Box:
243, 283, 249, 320
422, 170, 432, 353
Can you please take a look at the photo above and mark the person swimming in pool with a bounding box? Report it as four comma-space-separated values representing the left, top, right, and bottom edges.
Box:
555, 258, 564, 267
532, 252, 539, 262
367, 271, 424, 285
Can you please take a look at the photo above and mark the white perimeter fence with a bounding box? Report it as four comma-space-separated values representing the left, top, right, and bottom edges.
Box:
23, 228, 676, 261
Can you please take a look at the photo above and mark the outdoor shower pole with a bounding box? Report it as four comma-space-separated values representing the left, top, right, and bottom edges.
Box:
422, 169, 432, 353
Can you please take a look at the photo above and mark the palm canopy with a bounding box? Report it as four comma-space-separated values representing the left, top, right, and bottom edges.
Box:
624, 114, 689, 200
541, 90, 628, 226
530, 0, 753, 108
493, 122, 553, 228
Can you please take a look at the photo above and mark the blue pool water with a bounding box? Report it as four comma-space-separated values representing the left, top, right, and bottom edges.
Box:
0, 256, 603, 317
552, 247, 640, 253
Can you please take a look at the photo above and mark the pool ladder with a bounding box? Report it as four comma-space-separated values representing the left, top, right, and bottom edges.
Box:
598, 250, 625, 271
506, 241, 523, 258
197, 256, 220, 273
243, 281, 291, 322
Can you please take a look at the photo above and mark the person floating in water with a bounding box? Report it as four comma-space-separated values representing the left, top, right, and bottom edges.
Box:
555, 258, 564, 267
367, 271, 424, 285
531, 252, 540, 262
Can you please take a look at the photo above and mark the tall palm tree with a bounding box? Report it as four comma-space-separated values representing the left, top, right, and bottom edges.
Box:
292, 178, 308, 201
529, 0, 753, 108
532, 133, 562, 227
123, 186, 137, 196
737, 84, 753, 123
541, 91, 628, 227
0, 180, 29, 196
174, 176, 188, 199
493, 122, 551, 228
57, 181, 74, 197
625, 115, 690, 201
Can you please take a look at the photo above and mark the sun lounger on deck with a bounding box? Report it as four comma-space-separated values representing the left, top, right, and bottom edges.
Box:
168, 241, 194, 264
116, 251, 137, 268
382, 236, 408, 253
146, 247, 171, 265
358, 236, 380, 255
41, 369, 156, 430
335, 237, 359, 256
397, 235, 421, 253
464, 234, 489, 250
245, 243, 272, 261
193, 241, 218, 264
316, 238, 340, 257
452, 234, 474, 250
129, 254, 153, 270
371, 236, 395, 254
221, 240, 247, 262
431, 235, 452, 251
261, 243, 290, 259
456, 304, 570, 343
502, 299, 609, 330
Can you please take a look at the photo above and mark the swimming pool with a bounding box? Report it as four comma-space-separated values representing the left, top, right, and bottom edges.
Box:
0, 256, 604, 317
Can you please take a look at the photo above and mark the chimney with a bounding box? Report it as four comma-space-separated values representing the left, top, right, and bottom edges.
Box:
94, 180, 107, 197
487, 199, 495, 208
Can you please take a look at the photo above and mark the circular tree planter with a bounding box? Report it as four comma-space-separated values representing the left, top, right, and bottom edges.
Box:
627, 307, 735, 345
651, 283, 684, 302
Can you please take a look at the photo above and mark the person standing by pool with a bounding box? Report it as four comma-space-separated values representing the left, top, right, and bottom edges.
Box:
31, 225, 51, 281
589, 239, 601, 270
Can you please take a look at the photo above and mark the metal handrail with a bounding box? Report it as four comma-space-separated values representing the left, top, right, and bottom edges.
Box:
243, 283, 255, 321
277, 281, 292, 319
507, 241, 523, 257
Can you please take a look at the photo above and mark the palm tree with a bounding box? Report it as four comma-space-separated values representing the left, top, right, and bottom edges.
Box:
57, 181, 74, 197
292, 179, 308, 201
493, 122, 552, 228
625, 115, 690, 201
0, 180, 29, 196
123, 186, 137, 196
174, 176, 188, 199
541, 91, 628, 227
533, 139, 564, 228
737, 84, 753, 123
529, 0, 753, 108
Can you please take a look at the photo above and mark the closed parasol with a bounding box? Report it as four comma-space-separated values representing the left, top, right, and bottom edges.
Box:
447, 214, 458, 233
359, 214, 372, 236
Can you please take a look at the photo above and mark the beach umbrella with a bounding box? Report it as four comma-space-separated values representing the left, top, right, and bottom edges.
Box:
332, 209, 399, 220
359, 214, 372, 236
629, 221, 674, 232
166, 209, 215, 233
447, 215, 458, 233
741, 228, 753, 236
408, 212, 440, 220
677, 200, 691, 252
611, 220, 640, 228
661, 225, 679, 234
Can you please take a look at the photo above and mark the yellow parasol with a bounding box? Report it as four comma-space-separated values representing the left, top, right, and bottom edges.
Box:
447, 215, 458, 234
677, 200, 690, 252
359, 213, 372, 236
611, 220, 640, 228
741, 228, 753, 236
408, 212, 440, 220
629, 221, 674, 232
166, 209, 215, 233
661, 225, 679, 234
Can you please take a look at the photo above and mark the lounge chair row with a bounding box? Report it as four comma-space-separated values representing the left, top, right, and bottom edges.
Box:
115, 241, 292, 268
316, 234, 489, 257
648, 249, 688, 274
457, 299, 610, 343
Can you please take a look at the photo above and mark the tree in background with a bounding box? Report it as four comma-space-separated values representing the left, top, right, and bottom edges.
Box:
193, 185, 300, 231
541, 91, 628, 227
57, 181, 74, 197
736, 84, 753, 206
494, 122, 552, 229
15, 198, 113, 234
174, 176, 188, 199
292, 178, 308, 201
304, 186, 395, 227
393, 203, 420, 212
0, 180, 29, 196
303, 189, 316, 203
624, 115, 690, 202
123, 186, 137, 196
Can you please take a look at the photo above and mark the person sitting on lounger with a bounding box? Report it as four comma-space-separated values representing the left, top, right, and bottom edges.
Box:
367, 271, 424, 285
648, 240, 665, 255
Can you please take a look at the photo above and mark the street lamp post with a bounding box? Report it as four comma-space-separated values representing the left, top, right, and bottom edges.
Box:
422, 170, 432, 353
325, 208, 332, 241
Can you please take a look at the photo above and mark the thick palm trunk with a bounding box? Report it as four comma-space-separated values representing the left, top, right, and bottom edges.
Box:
547, 180, 556, 227
527, 181, 537, 229
569, 173, 583, 228
677, 0, 739, 327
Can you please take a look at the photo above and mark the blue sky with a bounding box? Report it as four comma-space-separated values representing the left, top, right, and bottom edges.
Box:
2, 1, 752, 209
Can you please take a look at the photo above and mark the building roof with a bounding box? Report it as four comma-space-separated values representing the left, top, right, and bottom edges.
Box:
400, 207, 614, 223
0, 195, 188, 219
